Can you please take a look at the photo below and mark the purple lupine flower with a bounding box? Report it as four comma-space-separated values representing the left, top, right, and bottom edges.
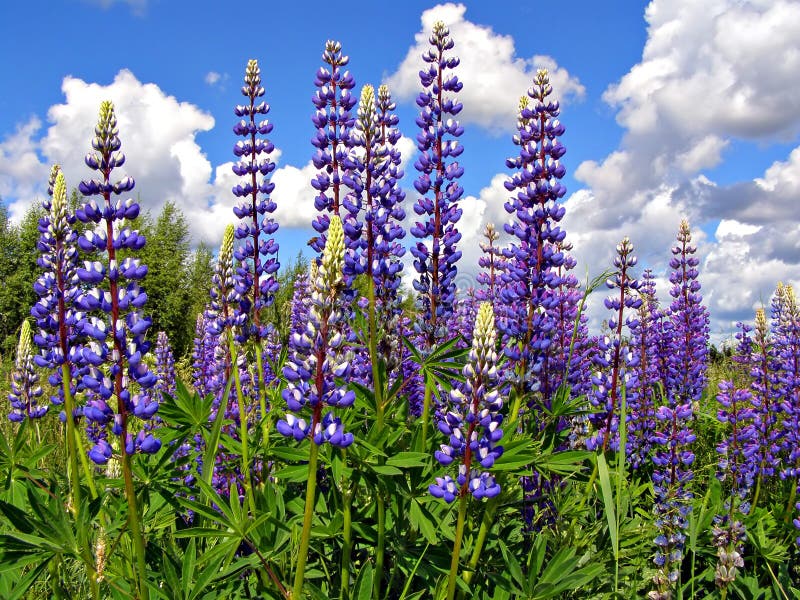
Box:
231, 59, 280, 342
712, 381, 757, 591
649, 402, 695, 598
289, 271, 312, 339
430, 303, 503, 502
30, 167, 85, 412
666, 220, 709, 405
207, 225, 246, 340
476, 224, 504, 309
587, 237, 641, 452
772, 284, 800, 546
277, 216, 354, 448
191, 312, 216, 398
500, 80, 568, 407
447, 288, 480, 349
748, 308, 783, 493
309, 40, 357, 255
410, 20, 465, 349
154, 331, 176, 399
75, 101, 159, 463
547, 240, 592, 398
8, 321, 46, 422
626, 269, 661, 469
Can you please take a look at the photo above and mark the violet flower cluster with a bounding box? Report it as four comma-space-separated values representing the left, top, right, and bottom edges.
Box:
587, 237, 641, 452
712, 381, 757, 590
310, 40, 356, 255
30, 167, 83, 412
154, 331, 176, 400
75, 100, 159, 464
500, 78, 568, 403
410, 20, 465, 349
231, 59, 280, 342
430, 302, 503, 502
278, 216, 354, 447
8, 321, 46, 422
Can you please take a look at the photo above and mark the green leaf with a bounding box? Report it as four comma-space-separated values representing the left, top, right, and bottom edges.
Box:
386, 452, 430, 468
597, 453, 618, 559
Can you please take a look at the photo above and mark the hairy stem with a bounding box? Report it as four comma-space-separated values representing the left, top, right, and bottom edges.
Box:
292, 441, 320, 598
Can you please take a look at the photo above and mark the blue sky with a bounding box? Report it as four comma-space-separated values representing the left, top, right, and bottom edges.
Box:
1, 0, 799, 339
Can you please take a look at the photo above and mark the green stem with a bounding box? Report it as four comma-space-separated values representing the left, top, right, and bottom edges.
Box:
255, 344, 271, 448
752, 469, 763, 512
202, 373, 235, 494
375, 494, 386, 600
340, 482, 353, 600
420, 380, 433, 451
228, 334, 256, 516
73, 426, 98, 500
462, 503, 493, 586
786, 480, 797, 524
446, 495, 468, 600
61, 364, 82, 512
121, 449, 148, 600
462, 389, 526, 587
292, 441, 320, 598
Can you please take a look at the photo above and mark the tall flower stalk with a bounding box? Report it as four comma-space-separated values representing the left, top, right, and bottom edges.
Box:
278, 216, 354, 597
500, 78, 568, 417
31, 168, 85, 507
713, 381, 756, 597
231, 58, 280, 445
8, 320, 45, 423
310, 40, 356, 253
76, 100, 158, 600
410, 20, 465, 447
430, 302, 502, 600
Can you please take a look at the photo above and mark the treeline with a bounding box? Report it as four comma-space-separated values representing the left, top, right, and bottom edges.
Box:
0, 196, 307, 360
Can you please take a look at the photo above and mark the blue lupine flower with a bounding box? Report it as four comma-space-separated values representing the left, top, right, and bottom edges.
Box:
587, 237, 641, 452
154, 331, 176, 399
30, 167, 85, 413
231, 59, 280, 342
8, 321, 46, 422
74, 101, 159, 463
410, 20, 465, 349
278, 216, 354, 448
500, 80, 568, 405
430, 303, 503, 502
712, 381, 757, 590
309, 40, 357, 255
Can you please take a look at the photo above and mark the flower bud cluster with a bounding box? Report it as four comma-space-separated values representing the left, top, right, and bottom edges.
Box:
278, 217, 354, 447
430, 303, 503, 502
8, 321, 46, 421
74, 101, 159, 463
500, 78, 568, 401
309, 40, 357, 255
410, 20, 465, 349
231, 59, 280, 341
31, 168, 85, 410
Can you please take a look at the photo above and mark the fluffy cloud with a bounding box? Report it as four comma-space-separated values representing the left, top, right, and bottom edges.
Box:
0, 118, 49, 222
563, 0, 800, 335
385, 3, 584, 133
204, 72, 222, 86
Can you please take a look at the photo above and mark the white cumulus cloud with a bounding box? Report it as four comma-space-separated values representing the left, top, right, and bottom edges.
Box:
385, 3, 584, 133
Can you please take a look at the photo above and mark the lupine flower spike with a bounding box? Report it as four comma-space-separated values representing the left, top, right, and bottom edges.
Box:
501, 78, 568, 414
410, 20, 465, 349
712, 381, 757, 593
310, 41, 357, 255
8, 321, 46, 422
76, 100, 156, 600
76, 100, 160, 464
